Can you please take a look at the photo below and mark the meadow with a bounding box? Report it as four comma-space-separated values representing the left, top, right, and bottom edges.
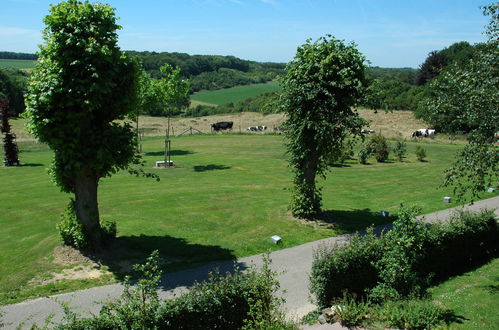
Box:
190, 81, 281, 105
2, 130, 495, 305
0, 59, 36, 69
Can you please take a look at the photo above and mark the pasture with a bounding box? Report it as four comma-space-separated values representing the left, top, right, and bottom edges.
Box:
0, 131, 493, 304
190, 81, 281, 105
0, 59, 36, 69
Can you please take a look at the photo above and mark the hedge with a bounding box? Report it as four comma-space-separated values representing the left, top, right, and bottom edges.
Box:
310, 209, 497, 308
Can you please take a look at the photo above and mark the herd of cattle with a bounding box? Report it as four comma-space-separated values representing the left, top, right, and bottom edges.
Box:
211, 121, 436, 138
211, 121, 271, 132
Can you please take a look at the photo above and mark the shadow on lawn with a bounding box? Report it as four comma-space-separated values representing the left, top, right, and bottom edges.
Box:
314, 208, 397, 234
144, 149, 194, 157
84, 234, 240, 286
193, 164, 231, 172
20, 163, 44, 167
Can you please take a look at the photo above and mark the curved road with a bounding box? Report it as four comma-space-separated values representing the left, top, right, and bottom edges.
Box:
2, 196, 498, 328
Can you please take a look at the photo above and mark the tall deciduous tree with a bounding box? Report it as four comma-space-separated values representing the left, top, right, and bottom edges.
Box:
24, 0, 139, 247
425, 3, 498, 200
281, 35, 367, 218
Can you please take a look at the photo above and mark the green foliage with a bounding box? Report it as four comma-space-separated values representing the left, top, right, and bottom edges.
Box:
433, 5, 498, 201
100, 219, 117, 240
310, 229, 381, 307
368, 134, 390, 162
281, 35, 367, 217
0, 68, 27, 116
392, 140, 407, 162
138, 64, 190, 117
56, 199, 88, 249
334, 295, 371, 327
415, 146, 426, 162
357, 145, 371, 164
375, 299, 450, 330
309, 209, 497, 308
1, 99, 20, 166
0, 51, 37, 60
24, 0, 142, 246
127, 50, 285, 92
55, 252, 290, 329
369, 206, 429, 302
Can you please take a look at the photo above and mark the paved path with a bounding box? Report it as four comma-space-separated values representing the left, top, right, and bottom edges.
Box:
2, 196, 498, 329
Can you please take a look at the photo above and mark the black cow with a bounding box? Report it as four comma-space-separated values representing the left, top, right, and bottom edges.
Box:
212, 121, 233, 132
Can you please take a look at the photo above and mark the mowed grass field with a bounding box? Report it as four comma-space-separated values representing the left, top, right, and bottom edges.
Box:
0, 133, 495, 304
190, 81, 281, 105
429, 258, 499, 329
0, 59, 36, 69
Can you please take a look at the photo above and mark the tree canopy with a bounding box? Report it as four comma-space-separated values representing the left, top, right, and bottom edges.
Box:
423, 3, 498, 200
281, 35, 366, 218
24, 0, 140, 247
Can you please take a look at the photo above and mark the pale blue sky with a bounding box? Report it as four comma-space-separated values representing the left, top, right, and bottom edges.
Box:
1, 0, 491, 67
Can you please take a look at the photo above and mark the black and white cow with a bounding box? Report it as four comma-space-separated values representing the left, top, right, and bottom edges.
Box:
412, 128, 435, 138
212, 121, 233, 132
247, 125, 267, 132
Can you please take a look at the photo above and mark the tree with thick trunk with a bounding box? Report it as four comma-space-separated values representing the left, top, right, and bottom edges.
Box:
24, 0, 139, 248
281, 35, 367, 218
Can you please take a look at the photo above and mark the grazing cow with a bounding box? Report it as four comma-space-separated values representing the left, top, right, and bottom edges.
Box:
412, 128, 435, 138
212, 121, 233, 132
247, 125, 267, 132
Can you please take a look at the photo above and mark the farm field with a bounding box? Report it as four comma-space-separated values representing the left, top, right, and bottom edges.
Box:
0, 59, 36, 69
190, 81, 281, 105
1, 132, 495, 305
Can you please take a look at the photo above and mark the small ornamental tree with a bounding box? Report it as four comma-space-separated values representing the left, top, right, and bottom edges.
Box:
24, 0, 140, 248
1, 99, 20, 166
281, 35, 367, 218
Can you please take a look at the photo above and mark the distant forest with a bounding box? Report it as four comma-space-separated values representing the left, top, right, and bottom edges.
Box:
0, 41, 486, 118
126, 51, 285, 92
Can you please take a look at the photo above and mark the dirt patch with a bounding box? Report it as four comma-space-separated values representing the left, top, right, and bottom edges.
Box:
53, 245, 97, 266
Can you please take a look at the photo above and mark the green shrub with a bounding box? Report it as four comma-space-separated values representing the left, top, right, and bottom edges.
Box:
357, 147, 370, 164
392, 139, 407, 161
375, 299, 450, 330
56, 199, 88, 249
369, 206, 430, 302
368, 134, 390, 162
309, 209, 497, 308
55, 253, 292, 329
334, 295, 371, 327
100, 219, 117, 240
310, 229, 381, 307
415, 146, 426, 161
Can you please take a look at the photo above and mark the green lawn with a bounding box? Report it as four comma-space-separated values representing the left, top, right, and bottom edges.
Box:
191, 81, 281, 105
430, 258, 499, 329
0, 59, 36, 69
0, 134, 495, 304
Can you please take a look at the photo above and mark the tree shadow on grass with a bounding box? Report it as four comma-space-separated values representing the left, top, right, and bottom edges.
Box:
313, 208, 397, 235
83, 234, 240, 287
193, 164, 231, 172
20, 163, 44, 167
144, 150, 194, 157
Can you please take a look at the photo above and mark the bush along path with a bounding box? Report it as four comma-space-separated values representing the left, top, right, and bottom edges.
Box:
1, 196, 498, 328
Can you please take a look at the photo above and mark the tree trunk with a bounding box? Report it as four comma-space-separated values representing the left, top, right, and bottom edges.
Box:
74, 169, 102, 248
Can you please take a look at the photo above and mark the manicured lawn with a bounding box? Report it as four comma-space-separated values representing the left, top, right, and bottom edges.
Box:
430, 258, 499, 329
0, 134, 494, 304
0, 59, 36, 69
191, 81, 281, 105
